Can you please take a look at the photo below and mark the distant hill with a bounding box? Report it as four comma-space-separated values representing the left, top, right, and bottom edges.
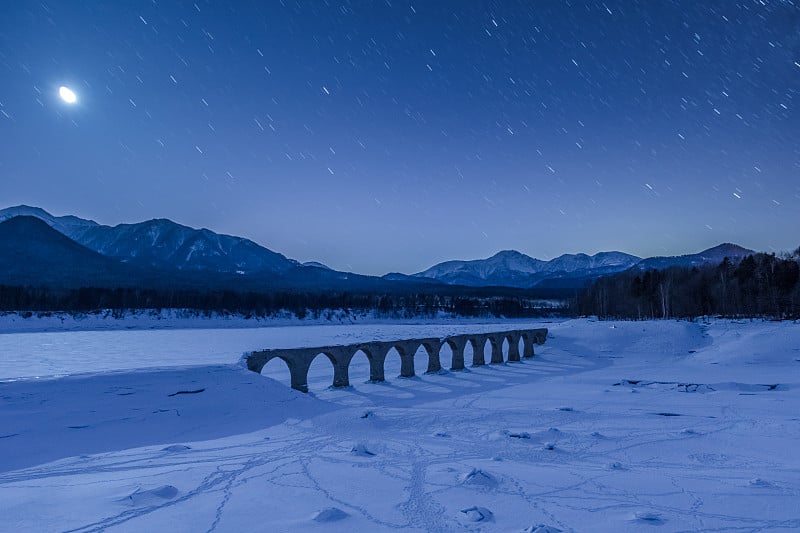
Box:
634, 243, 754, 271
0, 216, 140, 288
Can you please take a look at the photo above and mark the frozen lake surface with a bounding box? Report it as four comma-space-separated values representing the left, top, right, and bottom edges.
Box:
0, 318, 552, 379
1, 318, 799, 532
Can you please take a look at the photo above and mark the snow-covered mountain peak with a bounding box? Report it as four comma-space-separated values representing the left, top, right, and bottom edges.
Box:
545, 251, 641, 273
0, 205, 99, 232
303, 261, 332, 270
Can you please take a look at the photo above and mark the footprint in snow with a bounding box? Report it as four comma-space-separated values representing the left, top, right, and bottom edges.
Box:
633, 511, 665, 524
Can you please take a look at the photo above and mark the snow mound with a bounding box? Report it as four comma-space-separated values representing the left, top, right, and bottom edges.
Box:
124, 485, 178, 506
460, 468, 498, 487
312, 507, 349, 522
162, 444, 191, 452
350, 443, 376, 457
460, 506, 493, 522
615, 379, 714, 393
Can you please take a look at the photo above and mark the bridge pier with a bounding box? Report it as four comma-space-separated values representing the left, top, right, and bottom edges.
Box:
507, 333, 521, 362
358, 343, 389, 382
394, 341, 419, 378
286, 350, 316, 393
420, 339, 442, 373
523, 335, 535, 358
446, 336, 469, 371
330, 347, 356, 388
487, 334, 503, 363
470, 336, 487, 366
290, 366, 310, 392
521, 333, 541, 358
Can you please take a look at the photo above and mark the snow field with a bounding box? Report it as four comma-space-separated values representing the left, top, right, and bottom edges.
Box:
1, 319, 799, 532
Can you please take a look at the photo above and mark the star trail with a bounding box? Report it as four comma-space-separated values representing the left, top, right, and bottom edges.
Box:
1, 0, 797, 275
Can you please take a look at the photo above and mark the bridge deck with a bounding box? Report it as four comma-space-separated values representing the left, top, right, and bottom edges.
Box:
244, 328, 548, 392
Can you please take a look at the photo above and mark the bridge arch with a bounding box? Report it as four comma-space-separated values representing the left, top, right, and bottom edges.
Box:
258, 354, 294, 389
347, 348, 373, 384
309, 350, 341, 389
382, 345, 405, 380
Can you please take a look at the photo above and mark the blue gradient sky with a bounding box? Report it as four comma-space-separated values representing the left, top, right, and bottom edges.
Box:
1, 1, 798, 275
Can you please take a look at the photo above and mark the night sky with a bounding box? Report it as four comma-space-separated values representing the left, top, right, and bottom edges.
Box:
1, 1, 798, 275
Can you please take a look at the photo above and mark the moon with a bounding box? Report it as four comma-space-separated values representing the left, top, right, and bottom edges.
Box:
58, 86, 77, 104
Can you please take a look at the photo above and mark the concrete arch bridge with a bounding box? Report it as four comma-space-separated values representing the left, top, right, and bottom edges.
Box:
244, 328, 548, 392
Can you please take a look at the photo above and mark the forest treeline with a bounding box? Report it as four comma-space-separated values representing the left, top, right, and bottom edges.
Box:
579, 251, 800, 319
0, 285, 565, 319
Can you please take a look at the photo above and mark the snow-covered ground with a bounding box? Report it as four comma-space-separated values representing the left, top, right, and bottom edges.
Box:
1, 319, 799, 532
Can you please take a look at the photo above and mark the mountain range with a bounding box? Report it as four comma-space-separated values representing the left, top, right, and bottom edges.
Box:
0, 205, 757, 291
414, 250, 642, 288
413, 244, 755, 289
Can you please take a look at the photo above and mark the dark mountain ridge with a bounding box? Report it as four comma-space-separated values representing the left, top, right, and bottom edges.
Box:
0, 206, 761, 292
634, 243, 754, 271
0, 205, 296, 275
0, 216, 143, 288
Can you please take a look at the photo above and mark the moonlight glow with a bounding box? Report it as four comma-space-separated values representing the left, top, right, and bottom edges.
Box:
58, 86, 77, 104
